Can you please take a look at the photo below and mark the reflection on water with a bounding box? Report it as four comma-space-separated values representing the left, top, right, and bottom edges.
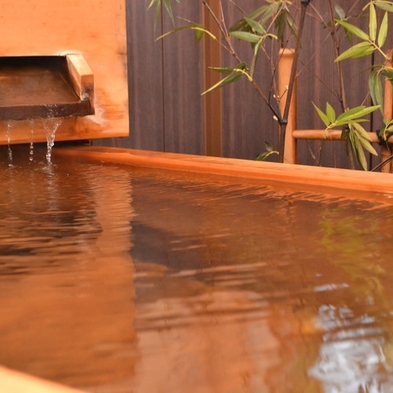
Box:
1, 148, 393, 392
310, 304, 392, 392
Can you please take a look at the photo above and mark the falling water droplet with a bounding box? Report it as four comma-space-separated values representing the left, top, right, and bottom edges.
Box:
6, 121, 13, 166
42, 111, 63, 163
29, 119, 35, 162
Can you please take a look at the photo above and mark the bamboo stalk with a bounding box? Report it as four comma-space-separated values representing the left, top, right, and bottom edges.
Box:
278, 49, 297, 164
382, 50, 393, 173
292, 129, 379, 143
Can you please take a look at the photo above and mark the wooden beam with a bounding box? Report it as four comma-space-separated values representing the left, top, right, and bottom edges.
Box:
54, 146, 393, 194
292, 129, 380, 143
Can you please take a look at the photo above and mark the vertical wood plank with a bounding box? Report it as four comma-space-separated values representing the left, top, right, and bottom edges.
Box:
95, 0, 165, 150
220, 0, 280, 161
96, 0, 389, 171
161, 1, 205, 154
203, 0, 223, 156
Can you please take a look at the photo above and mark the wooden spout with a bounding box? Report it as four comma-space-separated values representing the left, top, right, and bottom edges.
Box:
0, 56, 94, 121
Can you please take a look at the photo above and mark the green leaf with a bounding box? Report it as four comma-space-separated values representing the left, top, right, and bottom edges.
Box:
202, 73, 243, 95
335, 4, 346, 20
326, 102, 336, 124
378, 12, 389, 47
244, 16, 266, 35
163, 0, 176, 25
375, 1, 393, 12
156, 24, 216, 42
335, 105, 381, 125
202, 64, 251, 95
349, 127, 368, 170
229, 5, 270, 33
383, 67, 393, 82
358, 134, 378, 155
369, 2, 377, 41
256, 142, 279, 161
209, 66, 242, 75
312, 102, 330, 127
354, 137, 368, 170
229, 31, 261, 43
353, 122, 376, 146
369, 70, 384, 113
335, 42, 375, 62
336, 19, 369, 41
195, 29, 204, 43
352, 123, 378, 162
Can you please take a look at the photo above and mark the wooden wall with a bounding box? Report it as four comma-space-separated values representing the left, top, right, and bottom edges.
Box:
95, 0, 392, 170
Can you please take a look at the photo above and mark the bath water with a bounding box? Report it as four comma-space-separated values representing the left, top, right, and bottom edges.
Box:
1, 148, 393, 392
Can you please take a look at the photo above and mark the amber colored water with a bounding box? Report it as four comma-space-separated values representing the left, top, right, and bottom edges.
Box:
1, 150, 393, 392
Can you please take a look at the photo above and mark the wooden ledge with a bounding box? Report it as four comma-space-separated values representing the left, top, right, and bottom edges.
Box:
0, 366, 85, 393
53, 146, 393, 195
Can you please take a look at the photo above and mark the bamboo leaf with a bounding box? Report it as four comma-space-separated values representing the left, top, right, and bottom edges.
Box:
312, 102, 330, 127
383, 67, 393, 82
202, 73, 243, 95
378, 12, 389, 47
369, 70, 384, 113
148, 0, 163, 28
350, 128, 368, 170
336, 19, 369, 41
353, 123, 378, 155
229, 31, 261, 43
256, 142, 279, 161
202, 64, 250, 95
358, 134, 378, 155
352, 122, 373, 143
163, 0, 176, 25
335, 42, 375, 62
244, 16, 266, 35
355, 138, 368, 170
335, 105, 380, 124
375, 1, 393, 12
229, 5, 270, 33
195, 29, 204, 43
156, 24, 216, 42
335, 4, 346, 20
326, 102, 336, 124
369, 3, 377, 41
209, 66, 241, 74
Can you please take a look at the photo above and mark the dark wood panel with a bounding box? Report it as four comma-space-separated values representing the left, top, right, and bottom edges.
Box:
220, 0, 280, 160
94, 0, 165, 150
296, 2, 372, 169
96, 0, 390, 170
161, 1, 205, 154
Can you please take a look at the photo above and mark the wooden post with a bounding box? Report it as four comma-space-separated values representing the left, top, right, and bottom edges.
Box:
278, 48, 297, 164
382, 51, 393, 173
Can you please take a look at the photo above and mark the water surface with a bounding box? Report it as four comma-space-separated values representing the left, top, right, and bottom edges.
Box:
1, 149, 393, 392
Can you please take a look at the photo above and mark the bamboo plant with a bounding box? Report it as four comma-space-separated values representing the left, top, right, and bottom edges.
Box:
149, 0, 393, 170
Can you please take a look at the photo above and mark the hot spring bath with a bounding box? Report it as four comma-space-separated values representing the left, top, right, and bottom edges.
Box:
1, 146, 393, 392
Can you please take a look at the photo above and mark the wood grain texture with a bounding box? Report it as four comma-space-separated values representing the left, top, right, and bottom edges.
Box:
98, 1, 389, 170
161, 1, 205, 154
0, 0, 129, 145
54, 146, 393, 195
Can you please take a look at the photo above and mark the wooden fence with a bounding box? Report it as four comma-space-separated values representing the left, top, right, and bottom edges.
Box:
95, 0, 393, 170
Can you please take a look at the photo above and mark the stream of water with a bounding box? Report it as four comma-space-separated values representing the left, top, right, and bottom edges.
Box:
5, 116, 62, 165
1, 150, 393, 392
